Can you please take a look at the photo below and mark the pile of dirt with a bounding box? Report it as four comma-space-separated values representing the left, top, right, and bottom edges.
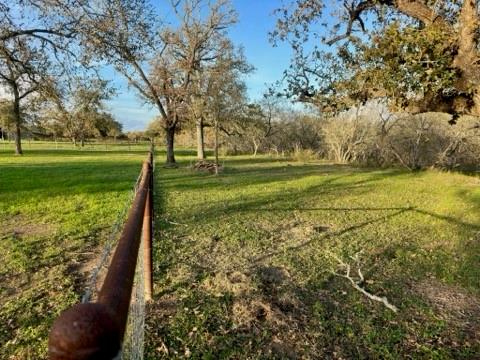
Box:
200, 266, 308, 358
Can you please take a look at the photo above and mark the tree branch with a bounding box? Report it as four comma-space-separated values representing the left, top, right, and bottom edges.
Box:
0, 28, 74, 42
330, 252, 399, 313
326, 0, 449, 45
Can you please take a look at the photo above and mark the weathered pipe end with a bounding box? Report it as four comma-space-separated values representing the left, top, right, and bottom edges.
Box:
48, 303, 121, 360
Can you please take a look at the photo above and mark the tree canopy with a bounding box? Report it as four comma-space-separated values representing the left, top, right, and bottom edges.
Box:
272, 0, 480, 122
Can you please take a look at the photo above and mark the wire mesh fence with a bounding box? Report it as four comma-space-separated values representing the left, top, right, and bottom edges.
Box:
49, 146, 154, 360
122, 234, 146, 359
0, 139, 153, 152
78, 171, 148, 359
81, 192, 134, 304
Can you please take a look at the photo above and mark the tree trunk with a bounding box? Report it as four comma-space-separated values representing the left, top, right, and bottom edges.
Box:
453, 0, 480, 115
214, 118, 219, 175
14, 121, 22, 155
453, 0, 479, 79
12, 87, 22, 155
196, 118, 205, 160
165, 126, 176, 164
253, 139, 259, 157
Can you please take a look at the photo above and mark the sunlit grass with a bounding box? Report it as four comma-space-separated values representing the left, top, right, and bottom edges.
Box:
0, 146, 149, 359
1, 145, 479, 359
147, 154, 480, 359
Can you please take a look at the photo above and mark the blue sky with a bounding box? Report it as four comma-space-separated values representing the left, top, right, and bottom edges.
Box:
106, 0, 294, 131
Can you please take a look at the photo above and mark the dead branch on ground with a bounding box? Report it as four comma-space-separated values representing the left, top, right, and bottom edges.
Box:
329, 251, 398, 313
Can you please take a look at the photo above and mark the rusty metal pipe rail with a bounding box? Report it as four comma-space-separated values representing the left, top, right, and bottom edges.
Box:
48, 149, 154, 360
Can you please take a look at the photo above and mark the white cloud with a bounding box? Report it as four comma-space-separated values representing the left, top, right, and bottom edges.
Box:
107, 97, 157, 131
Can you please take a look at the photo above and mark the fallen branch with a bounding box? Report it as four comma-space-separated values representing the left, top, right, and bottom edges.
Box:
165, 219, 186, 226
191, 160, 223, 173
330, 252, 398, 313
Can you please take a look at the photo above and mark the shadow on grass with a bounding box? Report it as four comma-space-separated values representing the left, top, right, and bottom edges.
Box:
450, 187, 480, 290
252, 208, 411, 263
0, 160, 143, 195
159, 163, 406, 198
0, 148, 151, 157
149, 158, 480, 358
167, 172, 406, 225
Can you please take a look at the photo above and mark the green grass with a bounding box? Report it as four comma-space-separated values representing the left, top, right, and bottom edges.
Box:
1, 145, 479, 359
147, 154, 480, 359
0, 139, 152, 152
0, 146, 151, 359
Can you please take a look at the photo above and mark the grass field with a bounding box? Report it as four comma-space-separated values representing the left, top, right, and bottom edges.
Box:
0, 139, 150, 152
146, 154, 480, 359
0, 145, 150, 359
1, 145, 479, 359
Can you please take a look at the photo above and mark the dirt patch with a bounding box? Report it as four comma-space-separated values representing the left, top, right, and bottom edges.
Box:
148, 295, 179, 320
71, 244, 111, 301
223, 266, 307, 357
413, 279, 480, 340
201, 271, 253, 297
257, 266, 290, 288
66, 228, 116, 301
256, 266, 305, 320
0, 215, 55, 239
269, 337, 299, 359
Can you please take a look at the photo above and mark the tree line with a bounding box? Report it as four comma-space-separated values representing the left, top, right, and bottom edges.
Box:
0, 0, 249, 160
159, 97, 479, 171
0, 81, 123, 145
1, 0, 479, 168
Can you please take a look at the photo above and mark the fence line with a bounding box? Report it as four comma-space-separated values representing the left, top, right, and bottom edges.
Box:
0, 139, 154, 152
48, 146, 154, 360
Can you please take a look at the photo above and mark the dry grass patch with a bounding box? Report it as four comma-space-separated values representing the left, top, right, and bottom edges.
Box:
0, 214, 56, 239
414, 279, 480, 342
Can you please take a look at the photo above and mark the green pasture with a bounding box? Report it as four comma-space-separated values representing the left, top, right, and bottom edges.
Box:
0, 144, 479, 359
147, 154, 480, 359
0, 145, 149, 358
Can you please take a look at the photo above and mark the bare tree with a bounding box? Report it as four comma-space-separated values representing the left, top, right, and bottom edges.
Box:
222, 102, 274, 157
43, 79, 113, 146
323, 107, 372, 163
80, 0, 170, 154
0, 0, 119, 154
189, 42, 252, 160
85, 0, 238, 164
203, 49, 250, 172
0, 35, 53, 154
152, 0, 238, 163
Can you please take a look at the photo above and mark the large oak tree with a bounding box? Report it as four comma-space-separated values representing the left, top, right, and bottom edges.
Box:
273, 0, 480, 121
